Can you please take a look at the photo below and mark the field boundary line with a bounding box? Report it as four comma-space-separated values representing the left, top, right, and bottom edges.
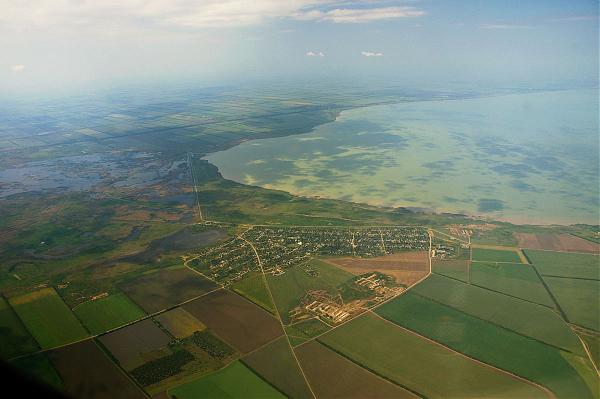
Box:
239, 234, 318, 399
573, 333, 600, 377
526, 262, 570, 322
521, 248, 600, 256
369, 311, 557, 399
537, 274, 600, 282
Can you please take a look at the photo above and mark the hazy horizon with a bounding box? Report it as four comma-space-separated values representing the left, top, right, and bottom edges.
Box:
2, 1, 598, 97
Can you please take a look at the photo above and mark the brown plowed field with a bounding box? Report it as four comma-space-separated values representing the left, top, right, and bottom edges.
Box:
48, 340, 146, 399
515, 233, 599, 254
119, 267, 218, 313
296, 340, 418, 398
99, 318, 171, 370
325, 251, 428, 286
183, 289, 283, 353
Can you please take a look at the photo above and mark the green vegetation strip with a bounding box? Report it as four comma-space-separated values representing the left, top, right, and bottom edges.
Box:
9, 288, 88, 349
130, 349, 195, 387
73, 293, 146, 335
318, 313, 548, 399
169, 361, 285, 399
376, 292, 598, 399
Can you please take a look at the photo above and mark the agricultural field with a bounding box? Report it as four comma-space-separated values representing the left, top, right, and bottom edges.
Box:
525, 250, 600, 279
285, 318, 331, 347
318, 312, 549, 399
131, 329, 237, 394
472, 247, 523, 263
266, 259, 354, 324
543, 277, 600, 331
324, 250, 429, 286
47, 340, 146, 399
154, 307, 206, 339
10, 353, 62, 390
73, 292, 146, 335
412, 274, 582, 353
168, 361, 285, 399
118, 267, 218, 313
9, 288, 89, 349
241, 336, 312, 399
0, 296, 38, 359
230, 271, 276, 314
376, 291, 598, 399
99, 318, 172, 370
431, 258, 469, 282
296, 340, 418, 398
470, 262, 553, 307
182, 289, 283, 353
515, 233, 600, 253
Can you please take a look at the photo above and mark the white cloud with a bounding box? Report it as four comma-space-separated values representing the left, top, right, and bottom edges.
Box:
301, 7, 425, 23
481, 24, 532, 30
547, 15, 599, 22
10, 64, 26, 73
306, 51, 325, 57
0, 1, 426, 33
361, 51, 383, 57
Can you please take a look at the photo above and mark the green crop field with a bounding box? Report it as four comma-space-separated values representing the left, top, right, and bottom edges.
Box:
231, 272, 276, 314
168, 361, 285, 399
267, 259, 354, 324
543, 277, 600, 331
0, 297, 38, 359
412, 274, 582, 353
9, 288, 89, 349
472, 248, 522, 263
73, 292, 146, 335
241, 336, 312, 399
376, 292, 598, 399
285, 318, 331, 346
525, 250, 600, 279
431, 259, 469, 282
11, 353, 63, 390
471, 262, 553, 307
318, 312, 549, 399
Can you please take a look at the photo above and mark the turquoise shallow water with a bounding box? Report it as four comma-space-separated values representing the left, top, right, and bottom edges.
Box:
206, 89, 599, 225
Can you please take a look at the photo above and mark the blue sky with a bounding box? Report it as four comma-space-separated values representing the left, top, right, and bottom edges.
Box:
1, 0, 598, 94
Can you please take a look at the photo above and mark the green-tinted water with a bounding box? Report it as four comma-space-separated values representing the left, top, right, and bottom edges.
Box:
207, 89, 599, 225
